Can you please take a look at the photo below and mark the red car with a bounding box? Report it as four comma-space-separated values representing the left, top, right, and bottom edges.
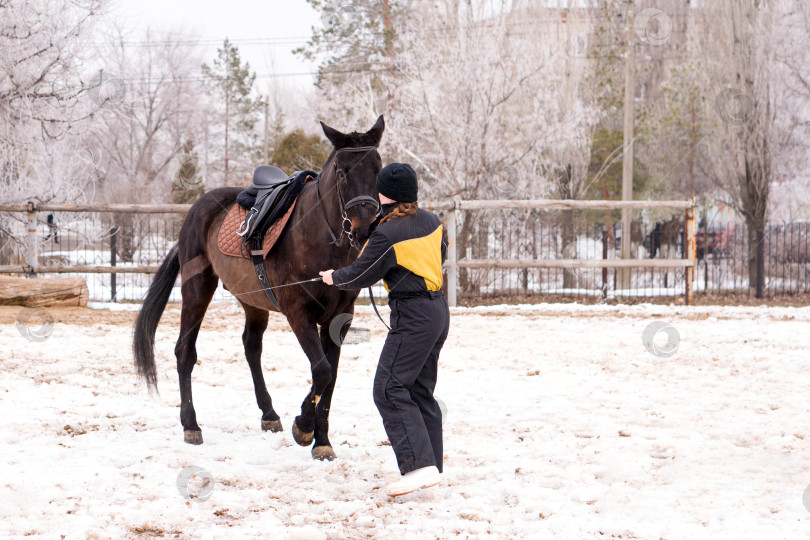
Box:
696, 224, 732, 259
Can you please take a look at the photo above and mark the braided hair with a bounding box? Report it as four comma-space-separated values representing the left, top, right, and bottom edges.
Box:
378, 201, 418, 226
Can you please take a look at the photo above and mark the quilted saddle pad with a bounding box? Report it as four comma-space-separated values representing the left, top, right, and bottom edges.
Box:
217, 198, 298, 259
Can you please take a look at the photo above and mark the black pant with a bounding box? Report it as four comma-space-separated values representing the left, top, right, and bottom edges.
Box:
373, 291, 450, 474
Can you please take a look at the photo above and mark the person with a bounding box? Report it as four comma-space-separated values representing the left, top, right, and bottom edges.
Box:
319, 162, 450, 497
45, 213, 59, 244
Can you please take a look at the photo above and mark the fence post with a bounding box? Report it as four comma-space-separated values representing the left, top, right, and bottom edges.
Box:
26, 201, 38, 277
684, 199, 697, 305
110, 226, 118, 302
447, 197, 459, 308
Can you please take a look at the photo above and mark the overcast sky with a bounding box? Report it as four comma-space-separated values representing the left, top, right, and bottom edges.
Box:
112, 0, 321, 90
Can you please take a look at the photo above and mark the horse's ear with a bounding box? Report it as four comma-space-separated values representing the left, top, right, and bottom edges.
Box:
321, 121, 349, 148
365, 115, 385, 146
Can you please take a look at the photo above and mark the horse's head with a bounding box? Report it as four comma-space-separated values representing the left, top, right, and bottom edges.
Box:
320, 115, 385, 247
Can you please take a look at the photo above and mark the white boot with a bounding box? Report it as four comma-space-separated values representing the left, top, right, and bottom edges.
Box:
385, 466, 441, 497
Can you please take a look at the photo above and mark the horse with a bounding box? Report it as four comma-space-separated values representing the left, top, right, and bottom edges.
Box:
133, 116, 385, 461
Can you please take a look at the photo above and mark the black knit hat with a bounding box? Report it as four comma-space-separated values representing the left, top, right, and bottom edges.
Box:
376, 163, 418, 203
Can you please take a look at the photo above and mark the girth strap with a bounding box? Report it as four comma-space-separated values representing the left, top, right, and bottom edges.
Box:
251, 238, 280, 310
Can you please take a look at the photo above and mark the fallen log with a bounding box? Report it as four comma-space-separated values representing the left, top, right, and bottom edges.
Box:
0, 276, 89, 307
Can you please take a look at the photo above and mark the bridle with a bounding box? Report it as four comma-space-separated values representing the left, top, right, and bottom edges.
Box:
316, 145, 381, 251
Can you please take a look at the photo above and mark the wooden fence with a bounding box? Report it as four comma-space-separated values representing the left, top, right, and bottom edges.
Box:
0, 199, 698, 305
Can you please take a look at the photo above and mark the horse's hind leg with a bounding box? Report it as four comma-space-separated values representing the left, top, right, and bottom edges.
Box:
239, 302, 282, 433
176, 267, 218, 445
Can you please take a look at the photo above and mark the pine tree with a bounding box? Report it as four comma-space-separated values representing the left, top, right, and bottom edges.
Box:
202, 39, 261, 186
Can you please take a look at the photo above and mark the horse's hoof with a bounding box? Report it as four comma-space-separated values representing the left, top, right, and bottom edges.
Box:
312, 445, 337, 461
184, 430, 203, 445
262, 419, 283, 433
292, 422, 314, 447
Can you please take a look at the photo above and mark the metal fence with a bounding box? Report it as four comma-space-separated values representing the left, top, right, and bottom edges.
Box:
2, 200, 806, 305
440, 199, 696, 305
691, 221, 810, 296
1, 200, 694, 305
0, 205, 188, 302
459, 208, 688, 300
457, 210, 810, 302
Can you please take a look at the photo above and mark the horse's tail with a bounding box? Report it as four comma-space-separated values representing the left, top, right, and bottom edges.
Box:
133, 243, 180, 393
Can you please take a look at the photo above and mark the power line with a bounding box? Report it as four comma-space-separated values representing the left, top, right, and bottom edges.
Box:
102, 50, 713, 88
92, 14, 696, 48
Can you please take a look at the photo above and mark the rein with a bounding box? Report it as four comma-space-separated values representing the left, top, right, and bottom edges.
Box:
315, 145, 390, 330
316, 145, 381, 251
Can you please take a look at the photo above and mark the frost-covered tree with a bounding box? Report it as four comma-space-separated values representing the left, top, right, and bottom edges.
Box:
88, 28, 209, 205
0, 0, 106, 205
696, 0, 801, 296
0, 0, 106, 266
302, 1, 606, 293
85, 28, 209, 262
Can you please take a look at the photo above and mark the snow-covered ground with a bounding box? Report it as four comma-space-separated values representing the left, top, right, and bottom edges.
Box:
2, 301, 810, 539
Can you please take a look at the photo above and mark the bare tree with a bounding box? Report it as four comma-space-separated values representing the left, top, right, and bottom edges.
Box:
87, 28, 208, 261
88, 27, 208, 204
697, 0, 798, 296
305, 1, 606, 294
0, 0, 106, 204
0, 0, 106, 266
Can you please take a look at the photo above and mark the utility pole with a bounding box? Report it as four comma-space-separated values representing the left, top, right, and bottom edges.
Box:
618, 0, 635, 289
689, 103, 696, 199
382, 0, 393, 56
263, 98, 269, 163
382, 0, 394, 113
203, 116, 209, 187
224, 86, 230, 187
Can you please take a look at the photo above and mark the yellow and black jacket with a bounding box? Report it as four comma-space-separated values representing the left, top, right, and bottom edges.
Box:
332, 204, 447, 293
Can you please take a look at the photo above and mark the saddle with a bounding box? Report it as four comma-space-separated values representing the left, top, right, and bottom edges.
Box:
235, 166, 316, 243
237, 166, 296, 237
220, 166, 316, 311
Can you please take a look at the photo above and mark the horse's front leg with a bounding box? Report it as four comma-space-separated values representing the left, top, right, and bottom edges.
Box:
286, 316, 333, 449
308, 313, 351, 461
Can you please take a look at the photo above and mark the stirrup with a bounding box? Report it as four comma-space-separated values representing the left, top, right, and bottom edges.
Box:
237, 208, 257, 237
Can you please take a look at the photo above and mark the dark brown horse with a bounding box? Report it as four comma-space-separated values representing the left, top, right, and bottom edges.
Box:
133, 117, 385, 460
